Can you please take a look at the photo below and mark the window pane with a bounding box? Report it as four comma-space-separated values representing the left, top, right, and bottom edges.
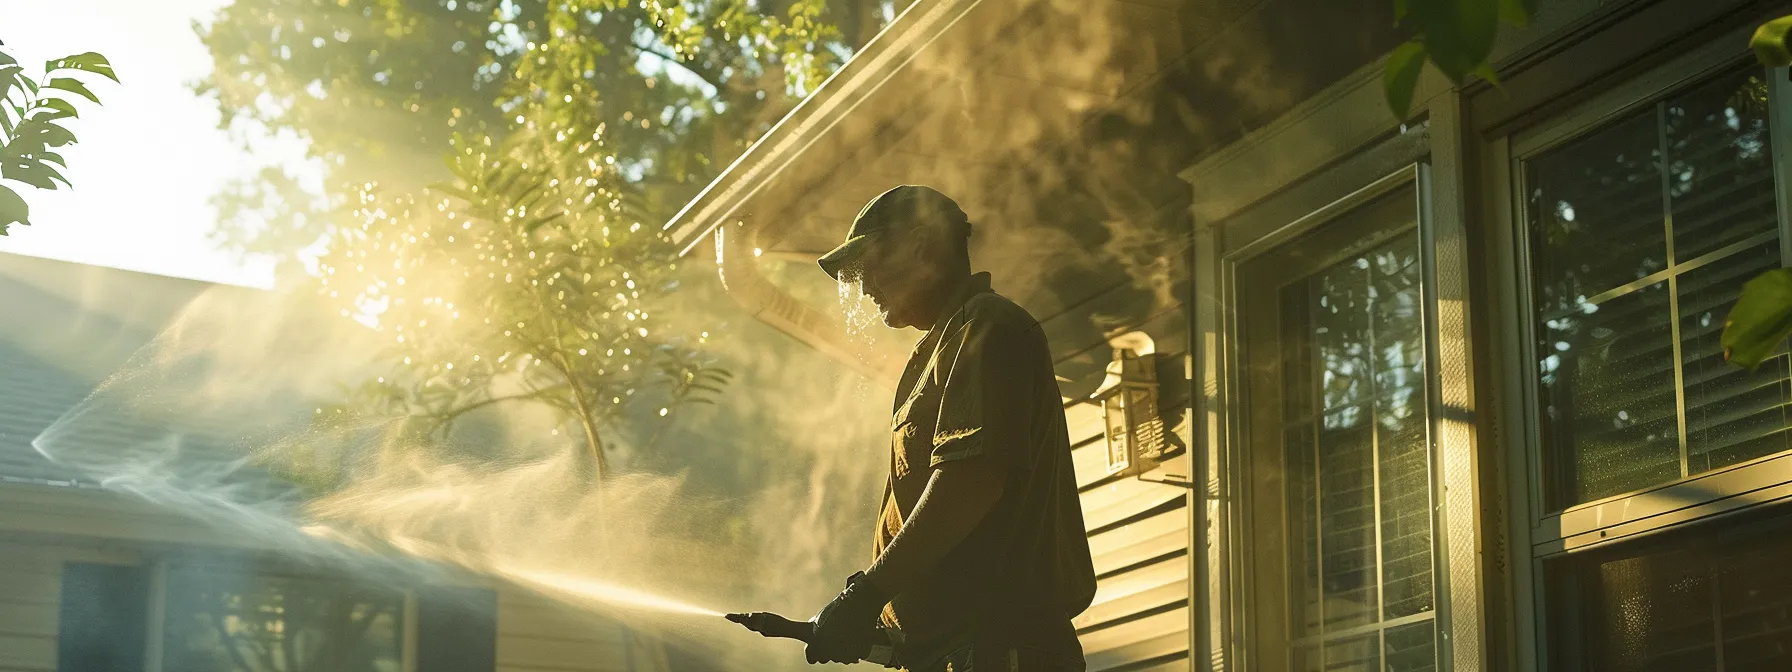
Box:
1546, 509, 1792, 672
1716, 528, 1792, 671
1527, 108, 1666, 313
1665, 70, 1776, 261
1372, 246, 1432, 621
1243, 184, 1435, 662
162, 568, 405, 672
1315, 257, 1379, 631
1539, 280, 1681, 506
1527, 65, 1791, 510
1322, 633, 1379, 672
1384, 620, 1436, 672
1293, 644, 1323, 672
1679, 241, 1792, 472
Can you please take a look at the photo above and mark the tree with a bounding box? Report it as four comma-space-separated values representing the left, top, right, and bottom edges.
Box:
1382, 0, 1535, 119
311, 112, 727, 480
0, 41, 117, 234
194, 0, 877, 271
193, 0, 884, 480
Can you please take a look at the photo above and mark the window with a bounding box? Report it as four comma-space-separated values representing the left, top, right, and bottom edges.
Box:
1503, 39, 1792, 671
1521, 65, 1789, 511
57, 563, 151, 672
161, 566, 406, 672
1237, 177, 1437, 671
1544, 507, 1792, 670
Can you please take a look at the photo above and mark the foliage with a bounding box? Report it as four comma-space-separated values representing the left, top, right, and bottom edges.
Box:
1722, 18, 1792, 369
195, 0, 874, 265
195, 0, 882, 479
310, 110, 729, 480
1383, 0, 1534, 118
0, 42, 117, 234
1751, 15, 1792, 67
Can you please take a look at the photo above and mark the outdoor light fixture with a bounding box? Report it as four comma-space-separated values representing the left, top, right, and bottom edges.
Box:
1092, 338, 1166, 478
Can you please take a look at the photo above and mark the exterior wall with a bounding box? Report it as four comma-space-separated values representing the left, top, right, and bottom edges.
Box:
1175, 0, 1783, 670
495, 588, 665, 672
0, 495, 667, 672
0, 538, 140, 672
1066, 400, 1194, 672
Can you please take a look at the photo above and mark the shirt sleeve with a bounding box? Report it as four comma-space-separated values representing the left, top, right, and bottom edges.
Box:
929, 315, 1039, 470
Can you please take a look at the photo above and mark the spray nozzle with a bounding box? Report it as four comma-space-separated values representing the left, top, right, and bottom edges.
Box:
724, 611, 814, 642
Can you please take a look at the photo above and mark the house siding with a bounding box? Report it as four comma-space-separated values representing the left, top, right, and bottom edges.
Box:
494, 588, 666, 672
0, 541, 140, 672
0, 530, 670, 672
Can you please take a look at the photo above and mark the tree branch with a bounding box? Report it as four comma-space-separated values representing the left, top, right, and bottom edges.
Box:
631, 41, 727, 93
425, 384, 570, 437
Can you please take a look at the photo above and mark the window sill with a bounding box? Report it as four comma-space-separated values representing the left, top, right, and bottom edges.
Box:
1533, 449, 1792, 554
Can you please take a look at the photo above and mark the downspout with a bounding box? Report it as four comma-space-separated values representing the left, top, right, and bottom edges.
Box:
712, 221, 894, 384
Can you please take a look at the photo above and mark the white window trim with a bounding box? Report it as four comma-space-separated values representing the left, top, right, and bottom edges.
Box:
1488, 19, 1792, 670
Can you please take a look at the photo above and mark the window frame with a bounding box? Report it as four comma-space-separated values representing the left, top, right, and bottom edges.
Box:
1504, 33, 1792, 555
1213, 157, 1453, 672
1238, 172, 1439, 665
1487, 22, 1792, 670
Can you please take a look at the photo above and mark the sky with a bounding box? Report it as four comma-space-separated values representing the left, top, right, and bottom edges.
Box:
0, 0, 321, 288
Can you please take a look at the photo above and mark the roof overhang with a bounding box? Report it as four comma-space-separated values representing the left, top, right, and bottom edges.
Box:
667, 0, 1409, 391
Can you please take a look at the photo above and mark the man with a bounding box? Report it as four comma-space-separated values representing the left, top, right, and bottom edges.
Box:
805, 185, 1096, 671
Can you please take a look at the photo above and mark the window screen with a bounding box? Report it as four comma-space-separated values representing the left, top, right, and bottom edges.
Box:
1524, 66, 1790, 509
1545, 506, 1792, 671
1282, 229, 1436, 671
1240, 180, 1435, 672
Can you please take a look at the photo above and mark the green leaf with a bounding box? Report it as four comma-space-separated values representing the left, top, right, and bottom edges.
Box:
3, 159, 69, 189
38, 151, 64, 167
1723, 268, 1792, 369
0, 65, 23, 104
34, 98, 77, 120
1385, 41, 1428, 119
45, 52, 118, 83
0, 184, 25, 234
1499, 0, 1535, 27
0, 51, 16, 68
1412, 0, 1501, 83
8, 118, 78, 153
1752, 16, 1792, 68
45, 78, 99, 104
1472, 62, 1503, 89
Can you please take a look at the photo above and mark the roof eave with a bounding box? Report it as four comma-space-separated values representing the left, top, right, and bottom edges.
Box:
664, 0, 991, 256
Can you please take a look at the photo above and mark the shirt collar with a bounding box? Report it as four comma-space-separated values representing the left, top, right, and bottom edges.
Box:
929, 272, 992, 332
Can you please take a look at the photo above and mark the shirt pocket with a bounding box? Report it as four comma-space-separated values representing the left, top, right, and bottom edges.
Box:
890, 393, 937, 480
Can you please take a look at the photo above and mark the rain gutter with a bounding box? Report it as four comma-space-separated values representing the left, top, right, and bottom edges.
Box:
665, 0, 997, 381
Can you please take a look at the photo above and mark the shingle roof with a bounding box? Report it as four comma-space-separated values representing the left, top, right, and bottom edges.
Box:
0, 252, 270, 491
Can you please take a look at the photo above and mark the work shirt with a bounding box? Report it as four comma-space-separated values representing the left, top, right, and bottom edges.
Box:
873, 272, 1096, 668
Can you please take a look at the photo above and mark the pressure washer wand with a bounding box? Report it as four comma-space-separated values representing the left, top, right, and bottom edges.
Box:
724, 612, 814, 642
723, 612, 902, 668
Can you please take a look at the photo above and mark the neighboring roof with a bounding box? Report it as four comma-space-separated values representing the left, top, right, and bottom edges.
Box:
0, 337, 98, 485
0, 252, 282, 493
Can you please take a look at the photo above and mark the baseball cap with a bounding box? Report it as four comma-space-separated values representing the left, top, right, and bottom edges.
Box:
817, 185, 969, 280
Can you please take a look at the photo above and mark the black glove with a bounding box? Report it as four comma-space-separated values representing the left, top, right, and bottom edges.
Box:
805, 571, 890, 665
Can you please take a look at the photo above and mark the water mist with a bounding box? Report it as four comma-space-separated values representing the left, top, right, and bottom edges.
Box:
24, 272, 892, 671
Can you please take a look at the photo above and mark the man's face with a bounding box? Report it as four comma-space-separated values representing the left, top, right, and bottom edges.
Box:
848, 232, 946, 330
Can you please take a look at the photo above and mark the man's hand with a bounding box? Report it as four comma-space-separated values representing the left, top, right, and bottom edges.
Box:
805, 572, 889, 665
